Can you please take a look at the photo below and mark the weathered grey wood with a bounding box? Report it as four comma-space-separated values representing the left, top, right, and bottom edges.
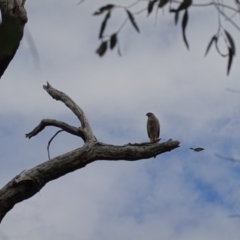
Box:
25, 119, 85, 140
0, 0, 27, 78
43, 82, 96, 142
0, 83, 180, 223
0, 139, 180, 223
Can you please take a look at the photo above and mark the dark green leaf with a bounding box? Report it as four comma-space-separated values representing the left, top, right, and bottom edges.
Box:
99, 11, 111, 39
227, 47, 234, 75
110, 33, 117, 50
93, 4, 114, 15
224, 29, 235, 55
178, 0, 192, 11
148, 0, 157, 16
159, 0, 169, 8
117, 44, 122, 56
170, 0, 192, 12
174, 11, 179, 25
214, 37, 228, 57
182, 9, 189, 49
205, 35, 217, 56
126, 10, 140, 33
96, 41, 108, 57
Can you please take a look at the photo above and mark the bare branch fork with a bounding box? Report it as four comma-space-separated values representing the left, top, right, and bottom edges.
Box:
0, 82, 180, 223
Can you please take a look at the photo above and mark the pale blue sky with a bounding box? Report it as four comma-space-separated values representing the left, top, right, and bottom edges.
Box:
1, 0, 240, 239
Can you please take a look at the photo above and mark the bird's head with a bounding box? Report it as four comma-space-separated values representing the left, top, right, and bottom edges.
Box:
146, 112, 154, 117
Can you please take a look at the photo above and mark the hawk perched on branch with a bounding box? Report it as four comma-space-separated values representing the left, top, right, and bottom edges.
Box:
146, 112, 160, 143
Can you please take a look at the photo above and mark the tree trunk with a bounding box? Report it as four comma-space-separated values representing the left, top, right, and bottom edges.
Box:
0, 0, 27, 78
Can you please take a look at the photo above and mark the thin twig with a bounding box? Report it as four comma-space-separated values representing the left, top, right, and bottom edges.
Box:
47, 130, 64, 160
133, 7, 148, 15
77, 0, 84, 5
172, 0, 240, 13
226, 88, 240, 93
154, 2, 159, 25
117, 18, 128, 33
215, 2, 240, 31
215, 153, 240, 162
124, 0, 141, 9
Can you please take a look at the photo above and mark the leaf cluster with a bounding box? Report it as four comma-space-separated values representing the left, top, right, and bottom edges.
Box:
205, 29, 236, 75
94, 4, 140, 57
93, 0, 238, 75
147, 0, 192, 49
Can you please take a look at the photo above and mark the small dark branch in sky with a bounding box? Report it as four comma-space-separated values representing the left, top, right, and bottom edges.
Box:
117, 18, 128, 34
214, 2, 240, 31
77, 0, 85, 5
226, 88, 240, 93
190, 147, 204, 152
132, 7, 148, 15
173, 0, 240, 13
215, 153, 240, 162
124, 0, 141, 9
25, 26, 41, 70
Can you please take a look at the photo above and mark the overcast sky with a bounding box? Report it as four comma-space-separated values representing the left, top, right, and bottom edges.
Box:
1, 0, 240, 239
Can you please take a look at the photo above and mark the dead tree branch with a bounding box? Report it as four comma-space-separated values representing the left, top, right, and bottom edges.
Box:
25, 119, 85, 140
0, 82, 180, 223
43, 82, 96, 142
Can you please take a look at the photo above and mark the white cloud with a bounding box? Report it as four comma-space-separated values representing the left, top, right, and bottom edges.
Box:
1, 0, 240, 239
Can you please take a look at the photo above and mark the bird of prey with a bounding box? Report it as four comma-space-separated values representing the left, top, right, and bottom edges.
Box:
190, 147, 204, 152
146, 112, 160, 143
